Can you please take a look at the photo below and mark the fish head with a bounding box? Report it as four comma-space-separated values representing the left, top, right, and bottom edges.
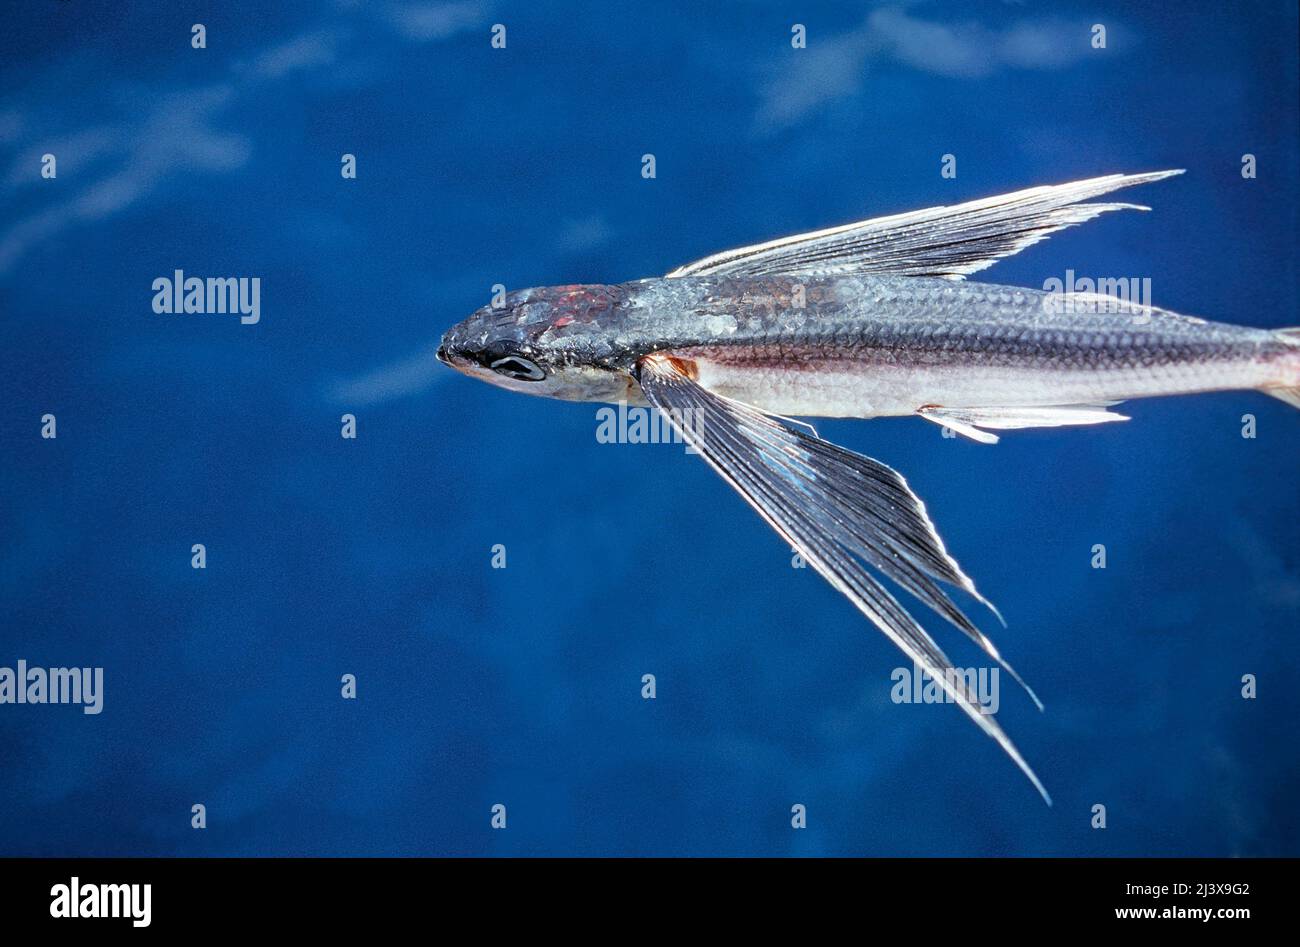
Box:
437, 284, 637, 402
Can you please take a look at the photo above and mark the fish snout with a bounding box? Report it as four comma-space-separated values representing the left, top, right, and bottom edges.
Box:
436, 333, 464, 366
436, 337, 479, 374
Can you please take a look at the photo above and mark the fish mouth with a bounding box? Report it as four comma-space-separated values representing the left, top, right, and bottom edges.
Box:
435, 342, 485, 378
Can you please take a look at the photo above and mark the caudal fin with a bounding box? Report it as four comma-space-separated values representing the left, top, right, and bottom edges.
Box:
1267, 388, 1300, 409
1266, 327, 1300, 408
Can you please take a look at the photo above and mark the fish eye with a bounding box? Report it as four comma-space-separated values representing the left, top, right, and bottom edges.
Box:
489, 355, 545, 382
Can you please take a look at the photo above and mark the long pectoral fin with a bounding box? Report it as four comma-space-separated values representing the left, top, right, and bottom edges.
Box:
666, 170, 1182, 280
636, 354, 1050, 803
918, 403, 1131, 444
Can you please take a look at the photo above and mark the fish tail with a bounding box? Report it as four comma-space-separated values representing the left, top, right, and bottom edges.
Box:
1264, 327, 1300, 409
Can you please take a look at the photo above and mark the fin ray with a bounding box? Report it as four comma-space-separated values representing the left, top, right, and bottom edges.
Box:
1267, 328, 1300, 408
666, 170, 1183, 280
919, 403, 1131, 443
637, 355, 1049, 800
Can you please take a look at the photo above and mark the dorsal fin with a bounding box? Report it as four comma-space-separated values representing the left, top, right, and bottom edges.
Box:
666, 170, 1184, 281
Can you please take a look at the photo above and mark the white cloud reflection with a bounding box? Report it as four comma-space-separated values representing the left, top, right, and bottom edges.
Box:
756, 6, 1117, 133
0, 3, 489, 277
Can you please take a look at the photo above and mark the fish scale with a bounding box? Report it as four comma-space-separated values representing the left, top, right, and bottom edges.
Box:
597, 275, 1291, 417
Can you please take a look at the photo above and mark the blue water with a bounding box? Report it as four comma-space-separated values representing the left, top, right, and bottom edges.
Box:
1, 1, 1296, 856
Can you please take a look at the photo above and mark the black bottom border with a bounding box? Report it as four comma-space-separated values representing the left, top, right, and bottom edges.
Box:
0, 856, 1281, 931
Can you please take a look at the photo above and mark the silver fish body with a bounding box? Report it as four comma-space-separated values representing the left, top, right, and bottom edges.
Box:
448, 274, 1298, 419
437, 171, 1300, 802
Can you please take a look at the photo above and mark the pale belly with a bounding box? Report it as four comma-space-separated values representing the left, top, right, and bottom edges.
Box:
689, 355, 1273, 418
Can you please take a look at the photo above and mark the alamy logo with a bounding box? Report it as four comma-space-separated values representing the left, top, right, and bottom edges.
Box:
0, 660, 103, 714
152, 270, 261, 325
50, 877, 151, 928
595, 402, 702, 454
891, 662, 1000, 714
1041, 270, 1152, 316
